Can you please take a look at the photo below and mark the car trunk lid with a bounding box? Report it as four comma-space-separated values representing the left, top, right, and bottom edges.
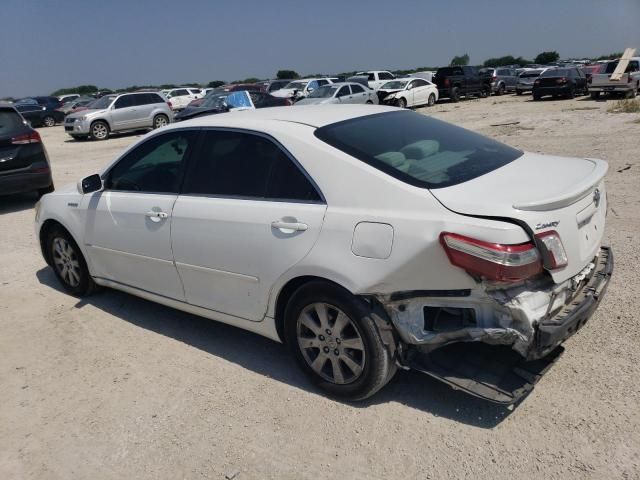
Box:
429, 152, 608, 283
0, 109, 34, 173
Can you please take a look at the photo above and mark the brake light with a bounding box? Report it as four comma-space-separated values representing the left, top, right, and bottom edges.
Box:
440, 232, 542, 282
11, 131, 41, 144
588, 76, 592, 84
167, 101, 172, 109
444, 78, 450, 87
628, 75, 633, 83
535, 230, 568, 269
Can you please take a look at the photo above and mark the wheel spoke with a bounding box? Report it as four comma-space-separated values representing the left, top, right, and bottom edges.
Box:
314, 303, 330, 328
340, 355, 363, 377
300, 313, 321, 335
310, 352, 327, 372
332, 311, 349, 336
340, 337, 364, 350
68, 268, 80, 286
329, 357, 345, 383
298, 337, 317, 350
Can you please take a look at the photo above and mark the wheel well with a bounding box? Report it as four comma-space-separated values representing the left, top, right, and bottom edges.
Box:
91, 118, 110, 131
39, 219, 66, 266
274, 276, 351, 343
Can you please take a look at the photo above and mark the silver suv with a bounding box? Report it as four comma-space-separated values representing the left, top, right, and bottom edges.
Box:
64, 92, 173, 141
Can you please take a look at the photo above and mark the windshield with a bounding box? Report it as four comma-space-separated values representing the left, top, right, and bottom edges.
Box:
520, 70, 542, 78
540, 69, 568, 77
201, 92, 230, 109
381, 81, 408, 90
284, 81, 308, 90
309, 86, 339, 98
315, 111, 522, 189
89, 95, 116, 109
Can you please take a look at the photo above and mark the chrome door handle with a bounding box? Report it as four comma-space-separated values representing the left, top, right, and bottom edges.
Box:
145, 211, 168, 221
271, 220, 308, 232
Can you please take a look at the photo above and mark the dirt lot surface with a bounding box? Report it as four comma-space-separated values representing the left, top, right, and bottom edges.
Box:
1, 95, 639, 479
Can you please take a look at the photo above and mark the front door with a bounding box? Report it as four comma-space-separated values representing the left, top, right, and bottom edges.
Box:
83, 130, 199, 299
110, 95, 142, 130
171, 129, 327, 321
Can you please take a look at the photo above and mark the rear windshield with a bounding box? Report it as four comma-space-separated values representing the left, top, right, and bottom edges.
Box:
604, 60, 639, 74
0, 109, 25, 134
520, 70, 542, 78
540, 69, 568, 77
314, 111, 522, 189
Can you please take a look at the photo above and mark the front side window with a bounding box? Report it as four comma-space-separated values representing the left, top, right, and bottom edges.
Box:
114, 95, 134, 109
106, 131, 197, 193
315, 111, 522, 189
183, 131, 321, 202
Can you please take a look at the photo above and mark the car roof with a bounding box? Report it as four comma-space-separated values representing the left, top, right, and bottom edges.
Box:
165, 104, 397, 130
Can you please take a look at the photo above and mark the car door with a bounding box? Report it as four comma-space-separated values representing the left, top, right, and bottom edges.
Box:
82, 130, 199, 300
336, 85, 352, 103
411, 79, 429, 105
110, 95, 139, 130
405, 81, 418, 106
349, 84, 368, 103
171, 129, 327, 321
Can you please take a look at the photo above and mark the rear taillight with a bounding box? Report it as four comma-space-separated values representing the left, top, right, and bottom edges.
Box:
167, 101, 173, 108
588, 76, 592, 84
628, 75, 633, 83
535, 230, 568, 270
444, 78, 450, 87
11, 131, 41, 144
440, 232, 542, 282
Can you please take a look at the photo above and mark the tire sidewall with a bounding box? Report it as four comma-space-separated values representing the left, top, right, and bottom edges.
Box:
284, 282, 393, 400
154, 114, 168, 129
91, 121, 109, 140
428, 93, 436, 106
43, 116, 55, 127
47, 227, 93, 296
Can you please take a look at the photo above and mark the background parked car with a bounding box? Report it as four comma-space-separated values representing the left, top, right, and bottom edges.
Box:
480, 67, 519, 95
64, 92, 172, 140
271, 78, 334, 100
165, 87, 204, 111
377, 78, 438, 107
533, 67, 588, 100
433, 66, 490, 102
58, 94, 81, 103
0, 105, 54, 197
175, 90, 290, 121
295, 83, 378, 105
57, 96, 96, 116
515, 69, 546, 95
261, 79, 293, 93
355, 71, 396, 90
14, 103, 64, 127
589, 57, 640, 99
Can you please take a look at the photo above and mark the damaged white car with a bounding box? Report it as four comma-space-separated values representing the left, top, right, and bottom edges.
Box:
36, 105, 612, 403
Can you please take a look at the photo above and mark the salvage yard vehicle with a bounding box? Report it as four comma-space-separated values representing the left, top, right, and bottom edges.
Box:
271, 78, 334, 100
589, 57, 640, 99
14, 103, 64, 127
433, 66, 491, 102
480, 67, 519, 95
0, 105, 54, 197
533, 67, 589, 100
515, 69, 546, 95
376, 78, 438, 108
165, 87, 204, 111
36, 105, 612, 403
354, 71, 396, 90
295, 83, 378, 105
175, 90, 289, 121
64, 92, 173, 141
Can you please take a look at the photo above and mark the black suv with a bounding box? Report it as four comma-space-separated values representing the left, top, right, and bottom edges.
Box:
532, 67, 588, 100
433, 66, 491, 102
0, 105, 54, 197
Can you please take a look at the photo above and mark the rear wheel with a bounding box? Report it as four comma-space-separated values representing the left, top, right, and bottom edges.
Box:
46, 226, 96, 296
284, 282, 397, 400
533, 93, 541, 101
153, 114, 169, 129
516, 89, 522, 95
450, 87, 460, 102
626, 88, 637, 99
90, 121, 109, 141
496, 83, 505, 96
427, 93, 436, 106
42, 116, 56, 127
566, 86, 575, 99
590, 91, 600, 100
366, 100, 373, 104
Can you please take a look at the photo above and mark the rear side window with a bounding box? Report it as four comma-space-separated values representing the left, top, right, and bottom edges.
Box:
351, 84, 365, 93
0, 109, 24, 134
315, 111, 523, 189
183, 131, 321, 202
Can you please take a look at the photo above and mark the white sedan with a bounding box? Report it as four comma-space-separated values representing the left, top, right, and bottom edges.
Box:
36, 105, 612, 403
378, 77, 439, 108
295, 82, 378, 105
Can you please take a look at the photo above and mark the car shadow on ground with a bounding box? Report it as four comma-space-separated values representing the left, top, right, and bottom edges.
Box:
36, 267, 518, 428
62, 129, 152, 143
0, 192, 38, 215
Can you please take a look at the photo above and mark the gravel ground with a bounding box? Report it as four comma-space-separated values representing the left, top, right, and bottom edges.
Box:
1, 94, 639, 479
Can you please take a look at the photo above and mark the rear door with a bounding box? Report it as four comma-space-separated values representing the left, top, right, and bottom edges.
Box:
83, 130, 199, 299
171, 129, 327, 321
349, 83, 368, 103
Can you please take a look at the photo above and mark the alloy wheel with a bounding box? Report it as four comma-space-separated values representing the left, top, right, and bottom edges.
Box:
43, 116, 55, 127
92, 123, 108, 139
52, 237, 81, 287
296, 302, 366, 385
154, 116, 168, 128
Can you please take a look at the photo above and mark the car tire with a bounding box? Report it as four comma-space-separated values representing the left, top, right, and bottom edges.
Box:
496, 83, 505, 96
366, 100, 373, 104
284, 281, 397, 401
567, 87, 575, 99
590, 92, 600, 100
46, 226, 96, 296
533, 93, 541, 101
396, 97, 407, 108
450, 87, 460, 102
90, 121, 109, 141
42, 116, 56, 127
153, 114, 169, 129
626, 88, 637, 99
427, 93, 436, 106
516, 90, 522, 95
37, 183, 54, 198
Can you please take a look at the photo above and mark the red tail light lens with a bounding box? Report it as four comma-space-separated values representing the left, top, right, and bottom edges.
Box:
588, 76, 592, 84
440, 232, 542, 282
167, 101, 173, 108
535, 230, 568, 269
11, 131, 41, 144
444, 78, 450, 87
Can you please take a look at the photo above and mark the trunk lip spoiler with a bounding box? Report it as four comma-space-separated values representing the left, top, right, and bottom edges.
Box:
513, 158, 608, 211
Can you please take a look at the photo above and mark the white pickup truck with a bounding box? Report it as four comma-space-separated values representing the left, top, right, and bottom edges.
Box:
589, 57, 640, 99
355, 70, 396, 90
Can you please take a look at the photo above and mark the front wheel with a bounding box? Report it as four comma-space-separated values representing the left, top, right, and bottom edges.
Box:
496, 84, 505, 96
284, 282, 397, 400
516, 90, 523, 96
47, 226, 96, 296
90, 121, 109, 141
153, 114, 169, 129
533, 93, 541, 101
427, 93, 436, 106
43, 115, 56, 127
395, 97, 407, 108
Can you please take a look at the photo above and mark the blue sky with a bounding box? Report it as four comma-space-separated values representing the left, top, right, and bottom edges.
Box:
1, 0, 639, 97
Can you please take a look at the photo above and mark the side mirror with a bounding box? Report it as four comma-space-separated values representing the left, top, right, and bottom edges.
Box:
78, 174, 103, 194
307, 88, 314, 93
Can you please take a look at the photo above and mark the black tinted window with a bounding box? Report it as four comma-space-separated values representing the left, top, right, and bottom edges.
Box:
0, 109, 24, 133
379, 72, 394, 80
107, 131, 196, 193
114, 95, 134, 109
184, 131, 321, 202
337, 86, 350, 97
350, 84, 365, 93
315, 111, 522, 189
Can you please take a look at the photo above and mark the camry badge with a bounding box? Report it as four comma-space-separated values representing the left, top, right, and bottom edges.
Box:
535, 221, 560, 230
